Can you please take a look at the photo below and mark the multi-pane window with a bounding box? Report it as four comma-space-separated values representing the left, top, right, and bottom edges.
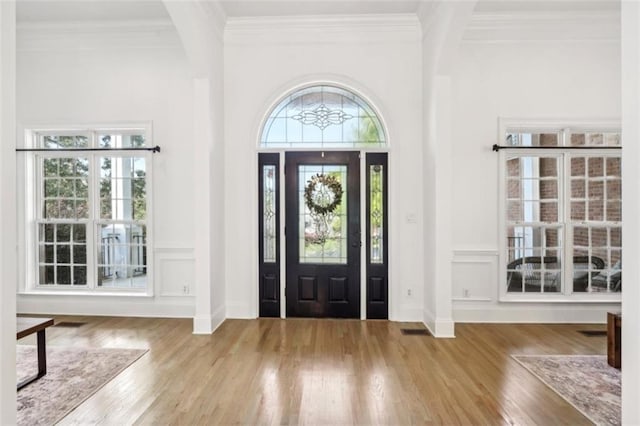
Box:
30, 130, 150, 292
503, 128, 621, 298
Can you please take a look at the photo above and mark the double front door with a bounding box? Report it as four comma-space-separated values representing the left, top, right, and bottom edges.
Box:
258, 151, 387, 319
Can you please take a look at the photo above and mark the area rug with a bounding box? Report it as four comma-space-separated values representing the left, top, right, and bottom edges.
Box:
512, 355, 620, 426
17, 345, 147, 426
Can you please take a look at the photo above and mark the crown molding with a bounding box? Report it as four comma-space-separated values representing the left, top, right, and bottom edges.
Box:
225, 14, 421, 45
464, 10, 621, 43
17, 19, 182, 51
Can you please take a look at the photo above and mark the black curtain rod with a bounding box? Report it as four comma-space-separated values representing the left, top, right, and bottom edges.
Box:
493, 144, 621, 152
16, 145, 161, 153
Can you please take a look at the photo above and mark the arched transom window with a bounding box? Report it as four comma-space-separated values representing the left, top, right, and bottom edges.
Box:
261, 85, 386, 148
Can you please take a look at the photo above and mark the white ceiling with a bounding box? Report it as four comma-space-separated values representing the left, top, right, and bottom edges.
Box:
220, 0, 420, 17
17, 0, 171, 23
474, 0, 619, 13
16, 0, 420, 23
16, 0, 619, 23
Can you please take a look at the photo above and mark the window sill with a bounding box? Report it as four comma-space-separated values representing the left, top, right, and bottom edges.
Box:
18, 290, 153, 298
499, 295, 621, 303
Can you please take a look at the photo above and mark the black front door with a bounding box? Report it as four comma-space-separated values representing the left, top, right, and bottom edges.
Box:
285, 151, 360, 318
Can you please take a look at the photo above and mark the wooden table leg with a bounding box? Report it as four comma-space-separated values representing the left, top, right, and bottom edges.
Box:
17, 329, 48, 390
607, 312, 621, 369
36, 328, 47, 378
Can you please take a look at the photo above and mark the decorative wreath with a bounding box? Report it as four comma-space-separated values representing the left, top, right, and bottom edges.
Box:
304, 173, 343, 216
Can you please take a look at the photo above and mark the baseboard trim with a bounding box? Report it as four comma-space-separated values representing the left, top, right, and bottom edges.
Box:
225, 302, 255, 319
423, 309, 456, 338
17, 295, 194, 318
193, 305, 225, 334
453, 305, 620, 323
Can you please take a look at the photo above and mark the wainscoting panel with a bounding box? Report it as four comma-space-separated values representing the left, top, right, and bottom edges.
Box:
452, 249, 498, 302
155, 248, 195, 297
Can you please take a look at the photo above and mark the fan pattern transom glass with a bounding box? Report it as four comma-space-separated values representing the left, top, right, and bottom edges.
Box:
261, 85, 386, 148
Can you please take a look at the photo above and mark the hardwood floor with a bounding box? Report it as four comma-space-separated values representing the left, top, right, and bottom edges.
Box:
21, 317, 607, 425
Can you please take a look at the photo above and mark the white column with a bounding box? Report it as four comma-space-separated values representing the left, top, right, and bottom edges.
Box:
621, 1, 640, 423
192, 77, 216, 333
0, 1, 17, 423
433, 75, 455, 337
422, 73, 455, 338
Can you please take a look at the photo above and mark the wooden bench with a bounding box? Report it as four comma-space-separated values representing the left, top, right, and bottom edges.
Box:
607, 312, 621, 369
17, 317, 54, 390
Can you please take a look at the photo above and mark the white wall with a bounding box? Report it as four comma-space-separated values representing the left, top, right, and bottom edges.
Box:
0, 2, 17, 423
224, 16, 424, 321
15, 22, 197, 317
621, 1, 640, 422
450, 22, 622, 321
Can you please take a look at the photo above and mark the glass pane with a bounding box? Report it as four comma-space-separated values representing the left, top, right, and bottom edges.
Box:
570, 157, 585, 177
261, 85, 385, 148
607, 180, 621, 201
571, 179, 585, 198
540, 202, 558, 222
37, 222, 87, 286
73, 266, 87, 285
571, 226, 621, 293
572, 132, 620, 147
539, 180, 557, 200
588, 200, 604, 221
507, 201, 523, 222
506, 158, 520, 177
591, 227, 608, 247
506, 225, 563, 293
39, 265, 55, 285
604, 133, 621, 146
370, 164, 384, 264
100, 157, 146, 220
57, 266, 71, 285
573, 226, 589, 247
606, 157, 621, 176
41, 134, 89, 149
610, 227, 621, 248
99, 133, 145, 148
588, 158, 604, 177
56, 245, 70, 263
262, 165, 277, 263
57, 224, 71, 242
42, 158, 89, 220
299, 165, 347, 264
506, 132, 559, 147
571, 202, 585, 221
97, 223, 147, 288
506, 179, 520, 199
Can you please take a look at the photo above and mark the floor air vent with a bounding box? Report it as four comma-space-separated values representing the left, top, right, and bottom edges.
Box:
54, 321, 87, 328
578, 330, 607, 337
401, 328, 431, 336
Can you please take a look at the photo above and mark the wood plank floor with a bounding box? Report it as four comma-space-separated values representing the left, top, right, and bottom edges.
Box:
21, 317, 607, 425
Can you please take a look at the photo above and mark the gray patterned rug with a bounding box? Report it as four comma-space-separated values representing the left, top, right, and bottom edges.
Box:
17, 345, 147, 426
512, 355, 620, 426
